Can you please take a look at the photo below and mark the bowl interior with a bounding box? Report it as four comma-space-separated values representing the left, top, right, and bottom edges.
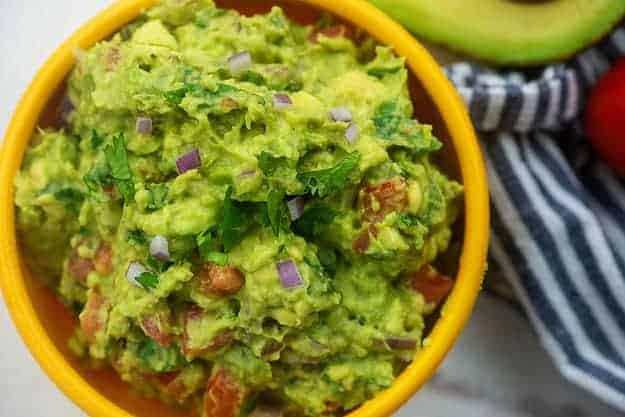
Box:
18, 1, 462, 416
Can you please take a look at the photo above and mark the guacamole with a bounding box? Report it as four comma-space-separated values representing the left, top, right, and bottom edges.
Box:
14, 1, 462, 416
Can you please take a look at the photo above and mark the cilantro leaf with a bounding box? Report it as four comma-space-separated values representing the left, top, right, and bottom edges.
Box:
145, 256, 171, 274
197, 225, 227, 265
163, 83, 200, 106
292, 204, 338, 238
221, 186, 255, 252
297, 152, 361, 198
240, 71, 265, 86
373, 101, 402, 139
419, 179, 445, 226
104, 133, 135, 202
127, 229, 148, 245
205, 252, 228, 266
41, 183, 85, 213
373, 102, 442, 153
91, 129, 105, 149
135, 271, 159, 290
83, 165, 113, 194
266, 188, 290, 236
317, 246, 338, 275
137, 338, 185, 372
257, 151, 286, 176
147, 183, 168, 211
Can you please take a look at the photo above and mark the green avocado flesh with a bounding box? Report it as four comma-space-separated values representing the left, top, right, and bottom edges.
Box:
14, 1, 462, 416
370, 0, 625, 66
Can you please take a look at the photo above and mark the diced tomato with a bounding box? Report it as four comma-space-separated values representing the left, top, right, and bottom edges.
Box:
352, 224, 377, 253
198, 264, 245, 296
155, 371, 180, 387
204, 368, 244, 417
140, 312, 173, 347
79, 292, 109, 344
151, 371, 191, 402
359, 177, 408, 223
68, 250, 94, 284
93, 243, 113, 275
408, 266, 454, 304
308, 24, 352, 43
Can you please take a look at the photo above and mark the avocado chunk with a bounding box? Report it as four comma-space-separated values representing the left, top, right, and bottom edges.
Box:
370, 0, 625, 66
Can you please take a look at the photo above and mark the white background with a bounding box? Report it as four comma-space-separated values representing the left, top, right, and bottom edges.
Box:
0, 2, 621, 416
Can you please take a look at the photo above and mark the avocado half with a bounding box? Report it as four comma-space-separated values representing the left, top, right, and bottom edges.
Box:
370, 0, 625, 66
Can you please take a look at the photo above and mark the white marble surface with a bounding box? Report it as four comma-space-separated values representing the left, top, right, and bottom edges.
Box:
0, 2, 621, 416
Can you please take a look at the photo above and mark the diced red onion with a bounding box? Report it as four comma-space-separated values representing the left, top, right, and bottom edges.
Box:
287, 197, 305, 221
385, 336, 417, 350
228, 51, 252, 74
277, 260, 304, 289
273, 94, 292, 110
329, 107, 352, 122
176, 148, 201, 175
149, 235, 169, 261
344, 122, 359, 144
136, 117, 153, 135
126, 261, 148, 287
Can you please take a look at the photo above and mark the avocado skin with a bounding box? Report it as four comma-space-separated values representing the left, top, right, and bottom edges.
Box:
370, 0, 625, 67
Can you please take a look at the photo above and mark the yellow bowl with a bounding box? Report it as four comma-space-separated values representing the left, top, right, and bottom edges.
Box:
0, 1, 489, 416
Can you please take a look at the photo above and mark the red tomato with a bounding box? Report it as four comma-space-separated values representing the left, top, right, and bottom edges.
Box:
359, 177, 408, 223
140, 312, 173, 347
68, 251, 94, 283
586, 58, 625, 177
408, 266, 454, 304
198, 264, 245, 296
204, 368, 243, 417
79, 292, 109, 344
93, 243, 113, 276
352, 224, 378, 253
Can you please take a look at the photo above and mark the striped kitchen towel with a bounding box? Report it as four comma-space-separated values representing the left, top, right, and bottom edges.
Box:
445, 24, 625, 411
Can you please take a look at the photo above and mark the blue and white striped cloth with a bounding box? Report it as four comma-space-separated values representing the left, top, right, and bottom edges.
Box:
445, 24, 625, 411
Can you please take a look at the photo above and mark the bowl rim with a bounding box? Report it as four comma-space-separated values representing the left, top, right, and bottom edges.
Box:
0, 1, 489, 416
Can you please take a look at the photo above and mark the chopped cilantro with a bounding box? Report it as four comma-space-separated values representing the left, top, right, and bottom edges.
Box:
145, 256, 171, 274
317, 246, 338, 275
240, 71, 265, 86
205, 252, 228, 266
221, 186, 254, 252
164, 83, 199, 105
266, 188, 290, 236
91, 129, 105, 149
373, 102, 442, 153
419, 179, 445, 226
292, 204, 338, 238
197, 225, 227, 264
127, 229, 148, 245
135, 271, 159, 290
297, 152, 361, 198
40, 183, 85, 213
83, 164, 112, 194
373, 101, 402, 139
104, 133, 134, 202
137, 338, 184, 372
257, 151, 287, 176
147, 183, 168, 211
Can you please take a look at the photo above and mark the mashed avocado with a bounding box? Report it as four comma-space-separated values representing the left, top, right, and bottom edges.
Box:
14, 1, 462, 416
